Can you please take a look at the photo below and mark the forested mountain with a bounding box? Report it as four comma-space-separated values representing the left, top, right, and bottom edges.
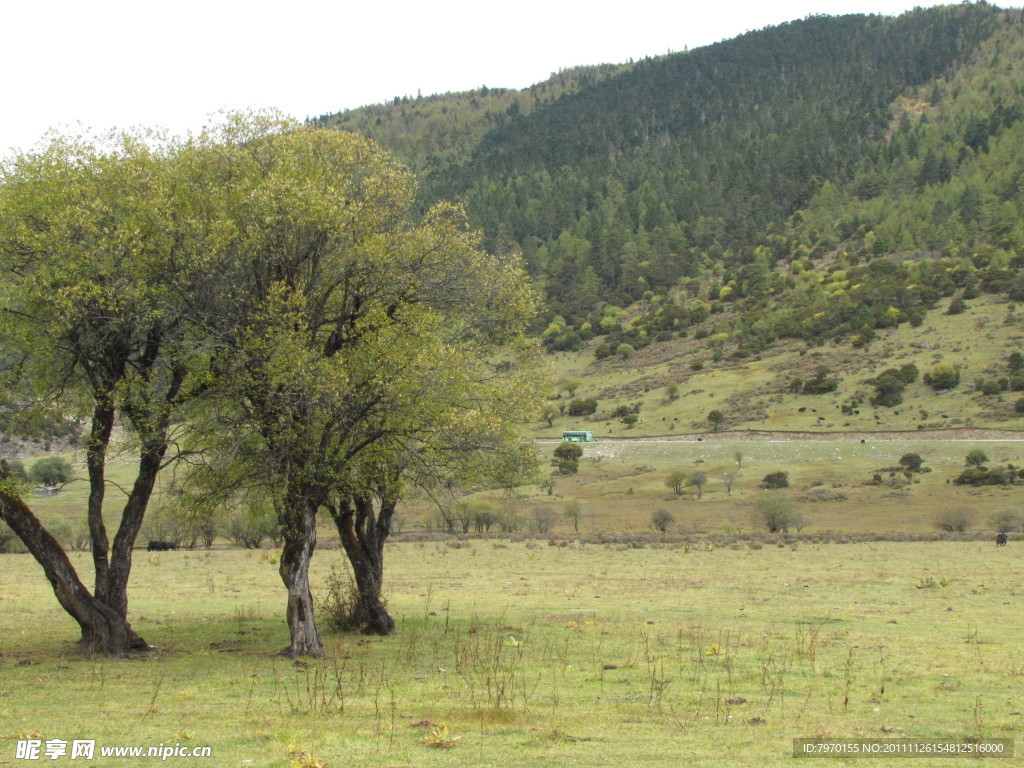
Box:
317, 2, 1024, 363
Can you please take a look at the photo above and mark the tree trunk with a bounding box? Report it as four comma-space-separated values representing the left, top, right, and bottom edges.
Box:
330, 494, 395, 636
0, 462, 148, 656
100, 443, 165, 617
85, 396, 115, 601
278, 495, 323, 657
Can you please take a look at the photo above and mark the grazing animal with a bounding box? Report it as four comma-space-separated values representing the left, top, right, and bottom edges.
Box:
996, 533, 1008, 547
147, 540, 178, 552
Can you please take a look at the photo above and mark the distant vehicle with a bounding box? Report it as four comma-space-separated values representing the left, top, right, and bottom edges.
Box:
561, 430, 594, 442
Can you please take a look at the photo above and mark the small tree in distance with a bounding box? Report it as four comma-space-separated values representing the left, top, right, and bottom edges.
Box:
965, 449, 988, 468
665, 470, 687, 496
553, 442, 583, 474
898, 453, 924, 473
691, 471, 708, 499
27, 457, 73, 488
563, 499, 583, 533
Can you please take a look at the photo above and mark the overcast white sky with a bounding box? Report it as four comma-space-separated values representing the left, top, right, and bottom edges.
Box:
2, 0, 1021, 157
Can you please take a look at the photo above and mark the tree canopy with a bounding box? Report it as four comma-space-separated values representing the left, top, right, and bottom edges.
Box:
0, 115, 545, 657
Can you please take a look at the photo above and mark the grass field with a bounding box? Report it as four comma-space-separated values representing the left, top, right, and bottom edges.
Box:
430, 435, 1024, 537
1, 540, 1023, 767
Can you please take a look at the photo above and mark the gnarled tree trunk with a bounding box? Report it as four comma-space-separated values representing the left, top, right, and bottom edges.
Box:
329, 493, 395, 636
278, 493, 324, 657
0, 462, 148, 656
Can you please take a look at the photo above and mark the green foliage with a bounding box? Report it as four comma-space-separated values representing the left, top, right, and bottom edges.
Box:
899, 453, 925, 473
952, 465, 1014, 486
567, 398, 598, 417
965, 449, 989, 468
312, 3, 1019, 354
553, 442, 583, 475
27, 457, 72, 487
947, 297, 968, 315
226, 503, 280, 549
761, 471, 790, 490
4, 460, 28, 485
869, 371, 906, 407
554, 443, 584, 462
925, 363, 961, 390
798, 368, 839, 395
665, 470, 687, 496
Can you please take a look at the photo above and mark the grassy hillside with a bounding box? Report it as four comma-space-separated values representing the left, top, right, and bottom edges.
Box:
538, 293, 1024, 439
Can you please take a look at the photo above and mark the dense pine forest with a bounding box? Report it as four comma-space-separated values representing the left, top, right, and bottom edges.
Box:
317, 2, 1024, 364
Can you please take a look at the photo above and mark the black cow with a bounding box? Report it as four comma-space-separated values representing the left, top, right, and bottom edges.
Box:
147, 540, 179, 551
996, 533, 1009, 547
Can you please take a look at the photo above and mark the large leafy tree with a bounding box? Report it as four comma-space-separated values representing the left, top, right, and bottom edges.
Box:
0, 130, 206, 655
176, 119, 544, 656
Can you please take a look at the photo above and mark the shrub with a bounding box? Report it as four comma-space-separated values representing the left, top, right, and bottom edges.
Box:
979, 379, 1002, 396
316, 563, 365, 632
896, 362, 920, 383
227, 503, 280, 549
0, 519, 19, 552
531, 507, 558, 535
990, 510, 1023, 534
951, 466, 1012, 486
761, 471, 789, 489
934, 508, 972, 532
924, 363, 960, 390
752, 495, 804, 533
567, 398, 598, 417
650, 508, 675, 534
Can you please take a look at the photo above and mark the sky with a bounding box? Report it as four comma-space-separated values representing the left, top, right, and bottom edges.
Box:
2, 0, 1022, 157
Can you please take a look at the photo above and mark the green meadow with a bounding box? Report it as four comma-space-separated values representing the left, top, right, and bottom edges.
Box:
2, 539, 1023, 767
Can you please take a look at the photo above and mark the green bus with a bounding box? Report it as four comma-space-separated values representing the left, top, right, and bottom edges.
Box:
561, 430, 594, 442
